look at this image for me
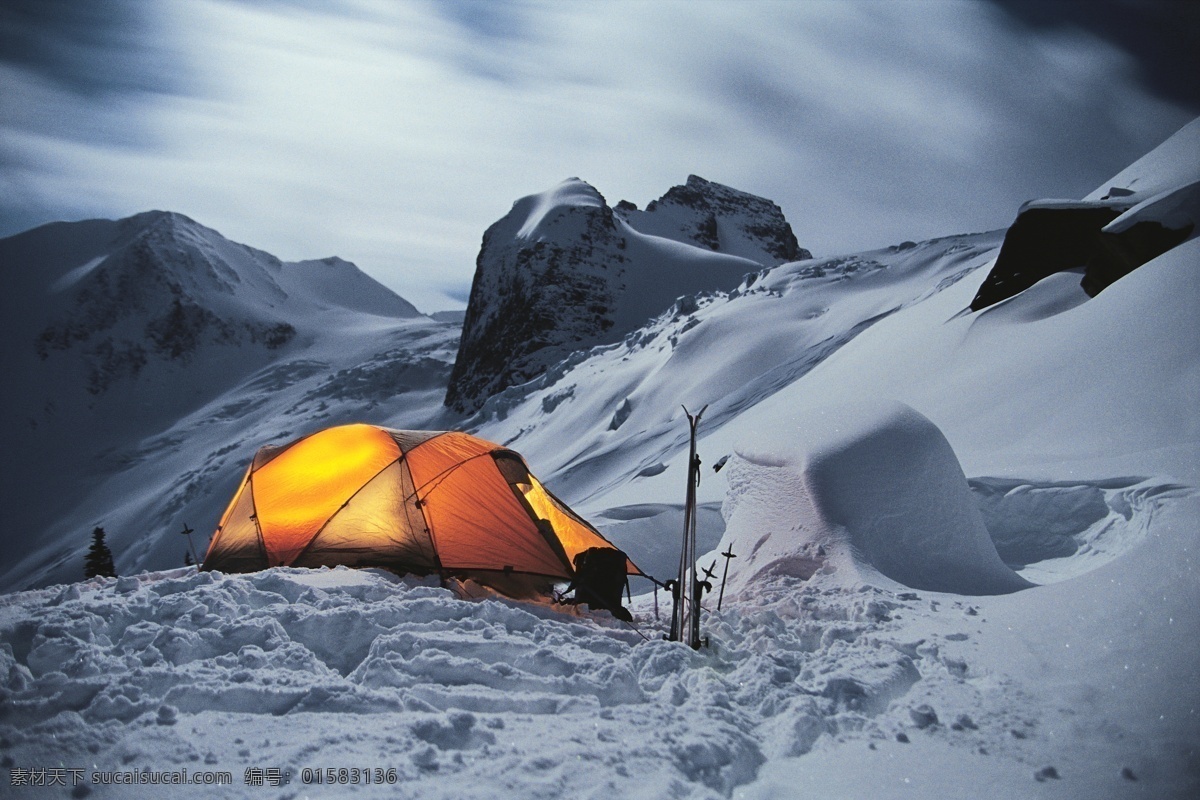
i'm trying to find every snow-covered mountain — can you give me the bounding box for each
[0,212,460,589]
[445,176,808,413]
[616,174,810,266]
[1,120,1198,799]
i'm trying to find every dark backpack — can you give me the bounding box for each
[570,547,632,621]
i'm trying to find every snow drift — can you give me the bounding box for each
[718,402,1032,597]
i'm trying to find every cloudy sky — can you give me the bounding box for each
[2,0,1197,312]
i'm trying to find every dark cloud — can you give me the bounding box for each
[0,0,195,236]
[990,0,1200,111]
[0,0,1194,307]
[442,284,473,305]
[0,0,188,97]
[706,3,1191,254]
[424,0,537,85]
[430,0,530,42]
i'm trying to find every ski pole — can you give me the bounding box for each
[180,523,199,566]
[717,546,736,611]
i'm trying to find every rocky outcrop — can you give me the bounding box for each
[970,198,1194,311]
[445,177,810,413]
[617,175,810,266]
[445,183,624,412]
[972,119,1200,312]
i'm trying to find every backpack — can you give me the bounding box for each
[570,547,632,621]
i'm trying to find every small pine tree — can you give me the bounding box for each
[184,551,194,567]
[84,526,117,579]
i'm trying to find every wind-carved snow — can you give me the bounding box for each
[1084,117,1200,204]
[468,233,1003,508]
[717,402,1033,599]
[48,255,106,293]
[971,477,1191,583]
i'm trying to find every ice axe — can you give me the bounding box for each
[717,546,736,611]
[699,559,717,594]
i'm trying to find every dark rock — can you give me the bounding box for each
[909,704,939,729]
[1081,219,1193,296]
[970,203,1123,311]
[970,200,1191,312]
[609,398,633,430]
[445,199,621,413]
[637,175,810,264]
[1034,766,1060,782]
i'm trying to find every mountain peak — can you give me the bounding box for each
[506,178,609,241]
[125,209,198,226]
[445,175,810,413]
[623,175,810,265]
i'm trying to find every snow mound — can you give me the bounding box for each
[719,401,1032,597]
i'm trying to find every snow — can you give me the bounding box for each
[0,211,460,590]
[512,178,607,240]
[48,255,105,293]
[1084,116,1200,203]
[718,401,1032,598]
[278,257,424,319]
[2,119,1199,798]
[1102,179,1200,236]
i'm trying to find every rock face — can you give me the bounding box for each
[969,199,1192,311]
[446,177,809,413]
[971,119,1200,312]
[617,174,811,265]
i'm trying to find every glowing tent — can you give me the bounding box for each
[201,424,642,597]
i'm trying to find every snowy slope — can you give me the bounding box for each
[1,121,1198,799]
[0,213,459,591]
[468,233,1003,508]
[1085,117,1200,204]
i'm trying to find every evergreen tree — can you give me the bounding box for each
[184,551,194,567]
[84,526,117,579]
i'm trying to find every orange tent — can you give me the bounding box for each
[201,424,641,596]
